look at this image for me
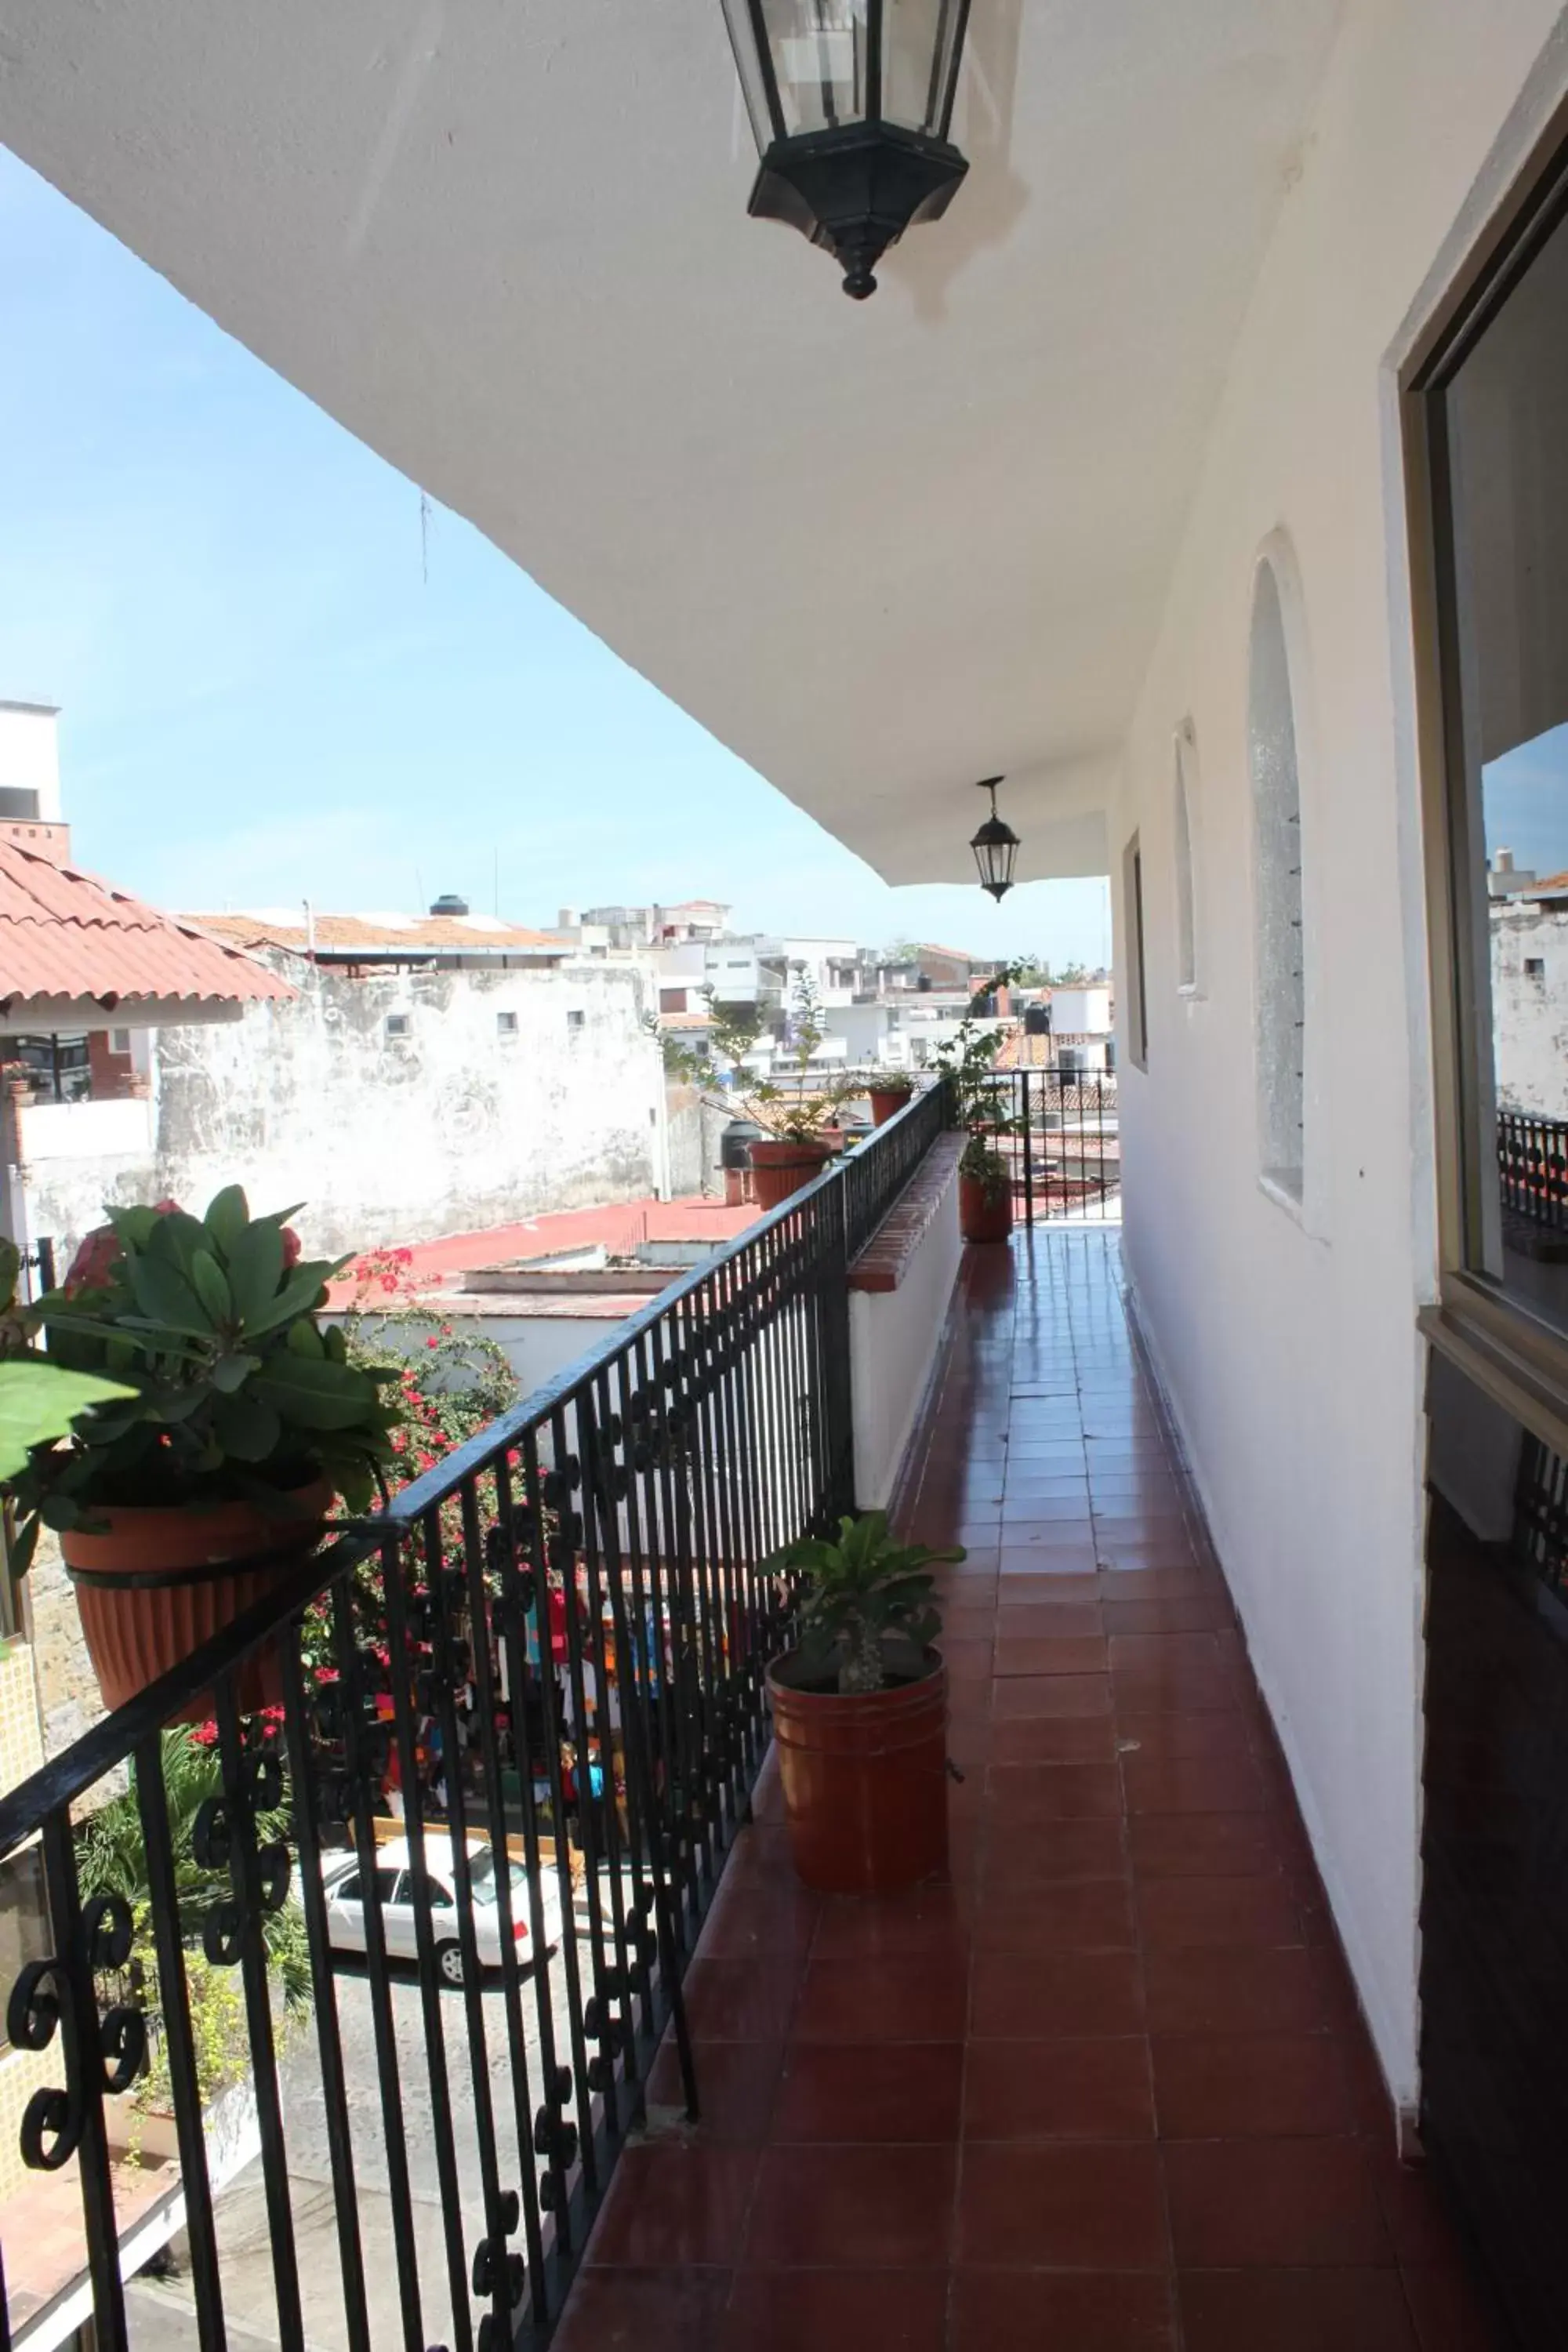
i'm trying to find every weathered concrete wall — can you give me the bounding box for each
[25,1530,109,1762]
[1492,901,1568,1119]
[662,1080,726,1200]
[24,955,666,1263]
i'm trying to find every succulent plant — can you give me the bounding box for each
[778,1511,963,1695]
[4,1188,401,1577]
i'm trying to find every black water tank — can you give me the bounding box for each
[721,1118,765,1171]
[430,892,470,917]
[1025,1004,1051,1036]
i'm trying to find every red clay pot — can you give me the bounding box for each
[749,1137,833,1211]
[869,1087,915,1127]
[766,1653,949,1893]
[62,1483,333,1721]
[960,1173,1014,1243]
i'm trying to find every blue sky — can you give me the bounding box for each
[1484,728,1568,878]
[0,147,1111,968]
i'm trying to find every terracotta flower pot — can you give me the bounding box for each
[869,1087,915,1126]
[62,1482,333,1721]
[959,1172,1014,1243]
[749,1137,833,1211]
[766,1653,949,1893]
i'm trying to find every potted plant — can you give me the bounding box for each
[4,1189,401,1716]
[959,1134,1014,1243]
[745,1087,853,1209]
[867,1071,916,1127]
[743,971,857,1210]
[935,976,1025,1243]
[766,1512,963,1893]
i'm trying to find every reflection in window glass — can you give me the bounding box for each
[1440,205,1568,1334]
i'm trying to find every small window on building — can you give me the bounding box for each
[1525,956,1546,981]
[567,1009,586,1030]
[385,1013,411,1041]
[1121,832,1149,1071]
[109,1027,132,1055]
[1174,723,1200,993]
[496,1010,518,1035]
[1248,552,1308,1202]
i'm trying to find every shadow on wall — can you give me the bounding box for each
[887,0,1028,324]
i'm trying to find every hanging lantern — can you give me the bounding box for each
[720,2,975,299]
[970,776,1019,902]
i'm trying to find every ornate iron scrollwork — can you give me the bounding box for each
[9,1890,143,2174]
[201,1734,293,1964]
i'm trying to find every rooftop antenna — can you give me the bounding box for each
[493,844,500,918]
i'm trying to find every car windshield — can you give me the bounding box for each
[466,1850,530,1905]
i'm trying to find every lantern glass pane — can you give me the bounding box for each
[884,0,966,136]
[747,0,872,138]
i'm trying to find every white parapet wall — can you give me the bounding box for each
[848,1140,963,1512]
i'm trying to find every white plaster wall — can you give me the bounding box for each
[1491,900,1568,1117]
[1109,0,1568,2109]
[23,956,663,1264]
[0,706,61,818]
[343,1308,630,1404]
[848,1176,962,1512]
[20,1098,153,1162]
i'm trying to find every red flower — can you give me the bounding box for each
[63,1223,122,1298]
[426,1334,440,1349]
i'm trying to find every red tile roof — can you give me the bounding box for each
[0,842,292,1012]
[191,911,565,956]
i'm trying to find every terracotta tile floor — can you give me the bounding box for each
[558,1231,1502,2351]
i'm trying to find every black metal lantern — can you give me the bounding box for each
[720,2,974,299]
[970,776,1019,902]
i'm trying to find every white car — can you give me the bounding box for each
[321,1838,563,1987]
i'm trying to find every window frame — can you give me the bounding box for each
[1121,831,1149,1072]
[1405,107,1568,1457]
[1247,548,1310,1210]
[1174,719,1202,997]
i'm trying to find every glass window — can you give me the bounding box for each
[0,1848,51,2049]
[1249,558,1306,1200]
[1432,199,1568,1336]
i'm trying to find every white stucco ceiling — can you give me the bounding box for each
[0,2,1343,884]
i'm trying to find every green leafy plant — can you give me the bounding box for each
[81,1727,309,2150]
[778,1512,964,1694]
[649,988,766,1083]
[743,971,858,1145]
[4,1189,402,1579]
[960,1134,1012,1202]
[0,1241,137,1483]
[868,1071,915,1098]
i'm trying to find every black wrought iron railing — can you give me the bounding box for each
[969,1062,1120,1222]
[842,1076,952,1260]
[1497,1109,1568,1232]
[0,1104,952,2352]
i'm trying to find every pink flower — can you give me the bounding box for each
[281,1226,303,1270]
[426,1334,440,1349]
[64,1224,122,1298]
[153,1199,181,1216]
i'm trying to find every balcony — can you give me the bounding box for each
[555,1233,1495,2352]
[0,1083,1500,2351]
